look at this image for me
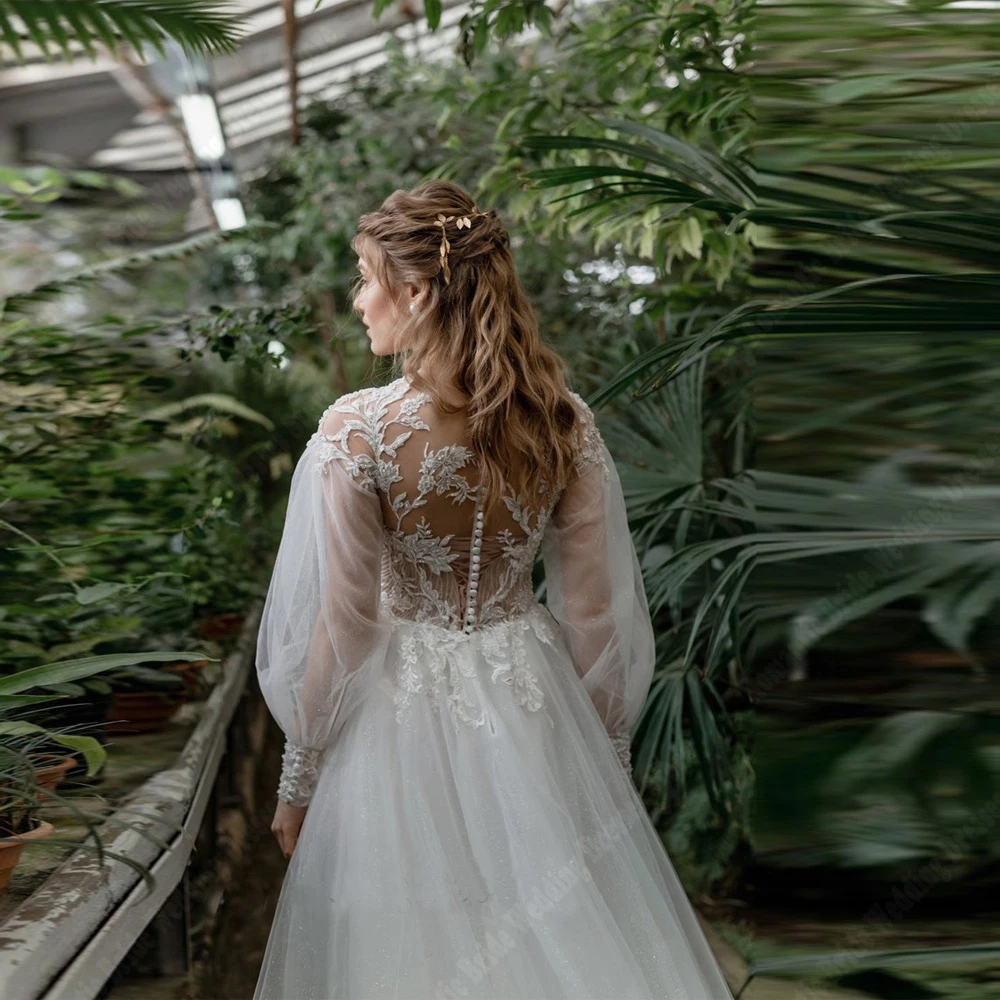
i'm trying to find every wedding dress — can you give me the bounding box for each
[253,374,734,1000]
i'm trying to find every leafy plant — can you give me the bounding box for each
[0,650,206,836]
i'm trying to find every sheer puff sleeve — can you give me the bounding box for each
[540,397,656,775]
[256,398,392,806]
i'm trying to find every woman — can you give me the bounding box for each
[253,180,734,999]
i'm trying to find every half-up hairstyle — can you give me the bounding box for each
[349,179,587,521]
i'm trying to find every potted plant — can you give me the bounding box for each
[104,662,190,735]
[31,688,114,786]
[29,752,77,794]
[161,657,213,699]
[0,650,209,891]
[0,748,55,891]
[0,722,107,894]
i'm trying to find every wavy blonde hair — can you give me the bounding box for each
[349,180,585,520]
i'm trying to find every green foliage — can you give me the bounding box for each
[0,166,143,236]
[0,0,244,63]
[629,3,1000,689]
[0,168,324,852]
[0,162,322,872]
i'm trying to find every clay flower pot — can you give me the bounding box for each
[0,820,55,893]
[106,688,187,735]
[161,658,211,698]
[35,693,112,784]
[30,755,77,796]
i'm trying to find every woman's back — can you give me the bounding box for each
[316,373,597,633]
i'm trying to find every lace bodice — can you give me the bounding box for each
[310,375,601,634]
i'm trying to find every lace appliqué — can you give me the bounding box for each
[311,381,433,492]
[417,441,479,504]
[609,730,633,774]
[568,390,606,476]
[368,379,559,635]
[481,613,548,712]
[390,606,560,728]
[277,740,323,806]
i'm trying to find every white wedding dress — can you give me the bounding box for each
[253,374,734,1000]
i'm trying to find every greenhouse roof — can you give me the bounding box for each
[0,0,471,180]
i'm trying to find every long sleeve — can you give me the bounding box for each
[256,402,392,806]
[540,401,656,774]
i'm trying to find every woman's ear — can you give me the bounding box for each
[408,280,430,312]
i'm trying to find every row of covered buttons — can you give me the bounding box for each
[463,505,485,633]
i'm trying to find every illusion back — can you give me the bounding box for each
[315,375,597,633]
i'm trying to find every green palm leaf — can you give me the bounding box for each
[0,0,244,63]
[0,651,209,695]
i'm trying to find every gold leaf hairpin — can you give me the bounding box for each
[435,209,487,285]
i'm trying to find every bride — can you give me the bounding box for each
[253,180,734,999]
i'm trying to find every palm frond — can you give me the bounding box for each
[0,0,244,63]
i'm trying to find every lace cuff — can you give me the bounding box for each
[608,730,632,774]
[277,740,323,806]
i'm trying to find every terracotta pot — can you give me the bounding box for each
[34,693,111,784]
[106,689,187,735]
[161,659,210,697]
[0,820,55,893]
[29,755,77,795]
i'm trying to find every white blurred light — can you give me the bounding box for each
[267,339,290,370]
[213,197,246,231]
[177,92,226,161]
[53,250,83,268]
[626,264,657,285]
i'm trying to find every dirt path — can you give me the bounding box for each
[193,722,288,1000]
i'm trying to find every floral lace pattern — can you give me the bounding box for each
[569,389,606,476]
[388,604,561,727]
[278,742,323,806]
[310,377,601,731]
[310,382,431,492]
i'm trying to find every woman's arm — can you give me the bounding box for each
[256,402,390,807]
[540,400,656,773]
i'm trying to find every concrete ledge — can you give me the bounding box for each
[0,607,261,1000]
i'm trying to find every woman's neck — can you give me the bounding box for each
[414,366,468,408]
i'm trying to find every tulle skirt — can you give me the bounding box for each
[253,605,734,1000]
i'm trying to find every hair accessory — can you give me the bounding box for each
[434,209,490,285]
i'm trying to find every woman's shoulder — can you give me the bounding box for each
[565,388,593,418]
[311,376,432,476]
[316,376,411,435]
[563,389,604,474]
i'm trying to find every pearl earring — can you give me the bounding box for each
[409,303,418,315]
